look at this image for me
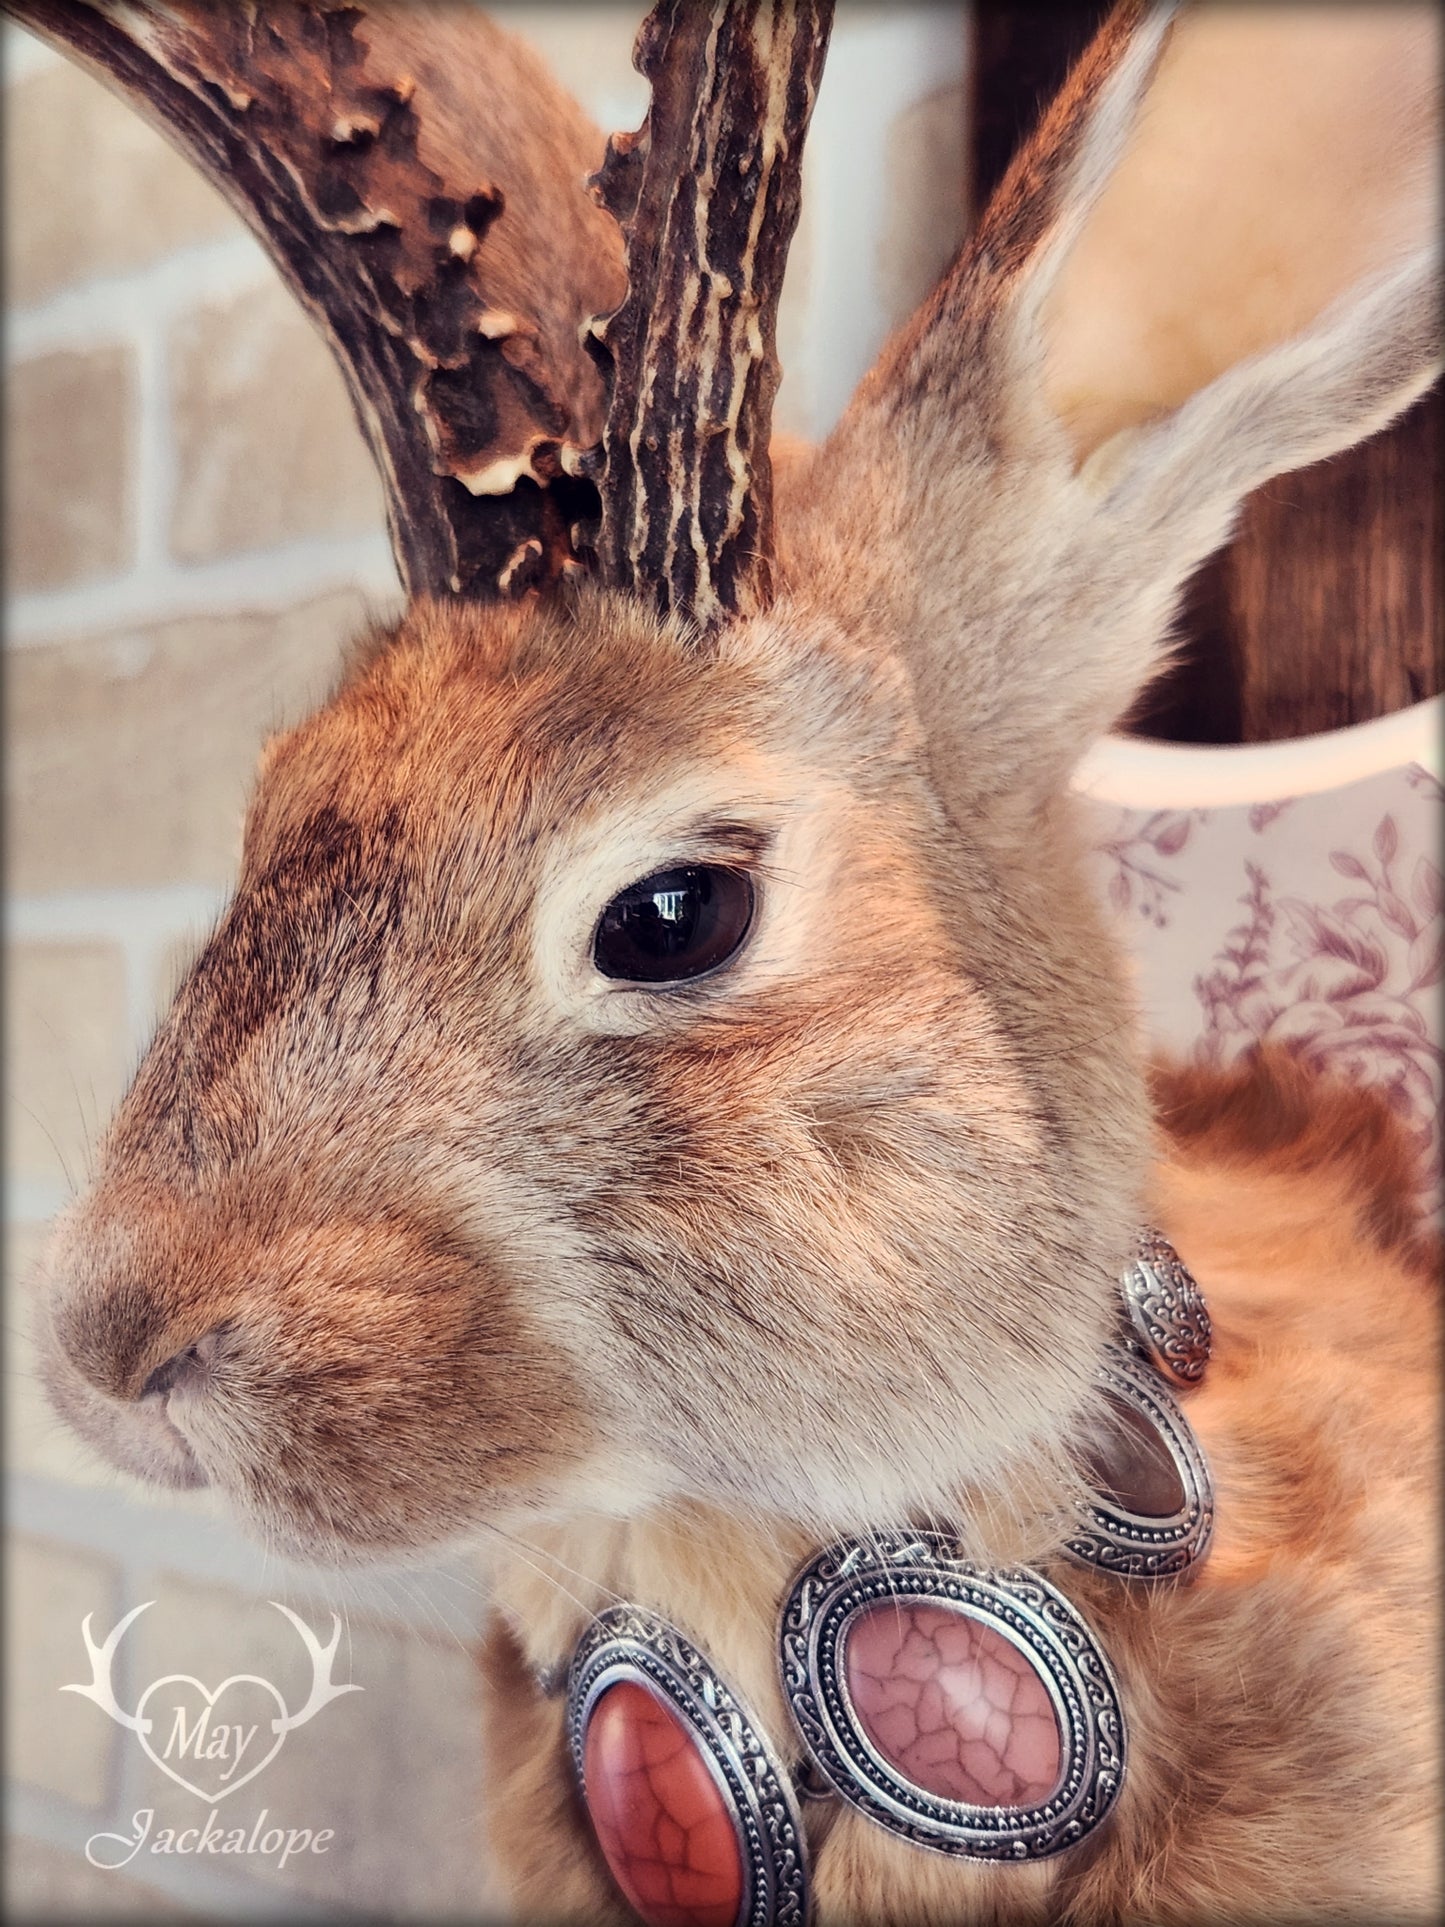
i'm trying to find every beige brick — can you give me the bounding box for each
[4,942,128,1190]
[3,56,238,308]
[169,278,386,563]
[5,1536,124,1807]
[2,1833,206,1921]
[6,587,388,895]
[4,1219,76,1486]
[131,1581,493,1915]
[880,82,969,333]
[4,346,134,592]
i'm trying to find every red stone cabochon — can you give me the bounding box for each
[582,1677,745,1927]
[845,1603,1063,1807]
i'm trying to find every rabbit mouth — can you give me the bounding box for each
[39,1341,210,1492]
[138,1391,210,1490]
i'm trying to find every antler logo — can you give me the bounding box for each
[63,1601,361,1804]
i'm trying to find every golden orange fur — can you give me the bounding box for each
[480,1054,1440,1925]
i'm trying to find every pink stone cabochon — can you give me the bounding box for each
[844,1602,1063,1808]
[1087,761,1442,1220]
[581,1677,745,1927]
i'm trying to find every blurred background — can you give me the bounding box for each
[4,3,1438,1922]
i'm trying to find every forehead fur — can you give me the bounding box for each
[122,583,935,1181]
[247,589,905,874]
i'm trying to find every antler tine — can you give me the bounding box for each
[590,0,833,631]
[6,0,626,602]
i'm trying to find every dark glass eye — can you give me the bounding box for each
[593,865,755,984]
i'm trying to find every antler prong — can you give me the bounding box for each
[4,0,626,601]
[592,0,833,629]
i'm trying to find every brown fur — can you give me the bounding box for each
[30,4,1440,1920]
[40,588,1127,1558]
[480,1056,1440,1926]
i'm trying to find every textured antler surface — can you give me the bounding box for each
[590,0,832,629]
[7,0,626,601]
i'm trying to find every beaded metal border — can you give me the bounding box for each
[566,1605,811,1927]
[1065,1343,1215,1580]
[778,1531,1126,1861]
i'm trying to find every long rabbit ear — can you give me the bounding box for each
[804,1,1440,806]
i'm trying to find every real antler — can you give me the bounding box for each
[9,0,829,629]
[588,0,832,627]
[6,0,626,601]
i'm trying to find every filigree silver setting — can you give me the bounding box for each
[566,1605,811,1927]
[778,1532,1126,1862]
[1066,1343,1215,1579]
[1121,1228,1212,1386]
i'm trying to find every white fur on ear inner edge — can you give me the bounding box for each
[1072,695,1442,811]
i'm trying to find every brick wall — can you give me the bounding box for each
[3,8,969,1920]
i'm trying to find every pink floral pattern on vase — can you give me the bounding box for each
[1085,761,1442,1218]
[1098,811,1205,926]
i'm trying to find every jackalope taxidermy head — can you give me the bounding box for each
[25,0,1438,1544]
[24,0,1439,1806]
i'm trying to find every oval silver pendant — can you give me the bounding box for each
[1066,1343,1214,1580]
[567,1605,811,1927]
[779,1531,1126,1862]
[1121,1228,1212,1386]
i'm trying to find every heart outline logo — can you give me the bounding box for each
[62,1600,361,1805]
[134,1673,289,1803]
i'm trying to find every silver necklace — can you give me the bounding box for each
[556,1229,1213,1925]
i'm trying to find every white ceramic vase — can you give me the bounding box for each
[1073,697,1443,1213]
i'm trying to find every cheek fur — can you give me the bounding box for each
[216,1226,601,1553]
[568,976,1098,1528]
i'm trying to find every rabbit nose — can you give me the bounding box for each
[139,1328,225,1401]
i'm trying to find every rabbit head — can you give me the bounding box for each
[36,2,1439,1566]
[39,586,1125,1562]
